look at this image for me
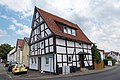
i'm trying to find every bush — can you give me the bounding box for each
[104,56,117,66]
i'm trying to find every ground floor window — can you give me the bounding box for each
[46,56,49,64]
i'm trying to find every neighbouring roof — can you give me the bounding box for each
[104,51,119,56]
[36,7,92,44]
[17,39,24,48]
[24,37,29,43]
[9,48,16,55]
[111,51,119,56]
[104,52,109,56]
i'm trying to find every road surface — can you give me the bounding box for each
[47,65,120,80]
[0,63,12,80]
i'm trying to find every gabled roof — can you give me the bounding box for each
[111,51,119,56]
[104,52,109,56]
[36,7,92,44]
[104,51,119,56]
[17,39,23,48]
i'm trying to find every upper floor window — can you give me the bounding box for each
[63,26,76,36]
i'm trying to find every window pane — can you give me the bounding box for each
[41,41,44,49]
[64,26,67,33]
[72,29,76,36]
[41,31,44,38]
[50,46,53,52]
[46,56,49,64]
[67,27,71,34]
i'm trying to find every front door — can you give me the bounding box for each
[38,57,41,71]
[79,54,85,68]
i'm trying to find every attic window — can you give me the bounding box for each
[63,26,76,36]
[64,26,68,33]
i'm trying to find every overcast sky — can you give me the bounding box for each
[0,0,120,52]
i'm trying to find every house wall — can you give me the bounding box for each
[99,51,104,61]
[41,55,54,72]
[22,41,29,67]
[29,57,38,70]
[56,38,92,69]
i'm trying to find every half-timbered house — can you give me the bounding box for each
[29,7,93,74]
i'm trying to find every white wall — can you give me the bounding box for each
[99,51,104,61]
[29,57,38,70]
[20,51,22,64]
[56,38,65,46]
[56,38,92,68]
[41,55,54,72]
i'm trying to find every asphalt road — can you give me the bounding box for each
[47,65,120,80]
[0,62,120,80]
[0,63,12,80]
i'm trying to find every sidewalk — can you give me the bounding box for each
[15,65,118,80]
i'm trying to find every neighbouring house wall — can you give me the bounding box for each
[16,47,22,64]
[22,41,29,67]
[7,54,10,61]
[14,52,17,62]
[20,50,22,64]
[99,51,104,61]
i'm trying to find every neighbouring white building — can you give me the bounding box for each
[99,49,105,61]
[15,39,23,64]
[29,7,93,74]
[7,48,16,62]
[104,51,120,62]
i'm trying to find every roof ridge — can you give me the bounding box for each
[36,7,77,27]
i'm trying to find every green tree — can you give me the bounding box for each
[91,44,101,64]
[0,44,14,60]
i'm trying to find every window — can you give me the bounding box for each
[64,26,68,33]
[35,43,37,50]
[34,58,36,63]
[46,56,49,64]
[45,39,48,46]
[31,58,33,63]
[41,41,44,49]
[67,27,71,34]
[63,26,76,36]
[68,56,72,62]
[50,46,53,52]
[38,42,40,49]
[41,31,44,38]
[72,29,76,36]
[79,43,82,46]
